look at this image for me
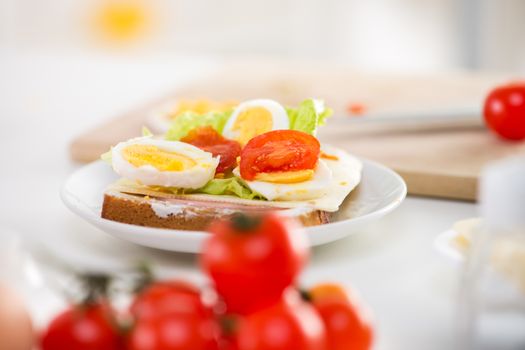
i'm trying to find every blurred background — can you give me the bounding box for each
[1,0,524,73]
[1,1,525,349]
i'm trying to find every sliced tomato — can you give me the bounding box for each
[239,130,320,181]
[181,126,241,173]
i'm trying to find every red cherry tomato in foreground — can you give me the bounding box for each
[130,280,213,320]
[201,213,309,315]
[239,130,320,180]
[484,82,525,140]
[236,289,327,350]
[128,313,220,350]
[40,303,123,350]
[129,280,220,349]
[181,126,242,173]
[307,284,374,350]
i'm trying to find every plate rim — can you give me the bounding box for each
[60,158,407,250]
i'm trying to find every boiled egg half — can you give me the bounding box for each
[233,160,333,201]
[222,99,289,146]
[170,98,238,119]
[111,137,218,189]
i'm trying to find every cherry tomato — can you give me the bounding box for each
[483,82,525,140]
[128,312,220,350]
[40,303,123,350]
[239,130,320,181]
[181,126,242,173]
[235,289,327,350]
[307,283,374,350]
[130,280,213,320]
[201,213,309,315]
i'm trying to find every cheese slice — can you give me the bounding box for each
[107,145,362,213]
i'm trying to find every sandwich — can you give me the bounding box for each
[101,98,362,230]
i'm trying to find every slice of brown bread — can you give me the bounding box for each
[102,190,331,231]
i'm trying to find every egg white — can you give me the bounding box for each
[113,145,362,213]
[111,137,219,189]
[233,160,333,201]
[222,99,289,143]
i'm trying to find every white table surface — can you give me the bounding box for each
[0,51,477,350]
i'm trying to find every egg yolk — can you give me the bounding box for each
[254,169,314,183]
[173,99,237,118]
[232,107,273,146]
[94,0,149,43]
[122,145,196,171]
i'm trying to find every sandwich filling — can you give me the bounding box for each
[103,98,362,215]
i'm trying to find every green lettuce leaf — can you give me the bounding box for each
[318,106,333,126]
[149,177,264,200]
[100,149,113,164]
[286,99,333,135]
[141,126,153,137]
[164,110,232,140]
[196,177,265,200]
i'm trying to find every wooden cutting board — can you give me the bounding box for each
[70,60,525,201]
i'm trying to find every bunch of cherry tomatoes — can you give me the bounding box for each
[40,213,373,350]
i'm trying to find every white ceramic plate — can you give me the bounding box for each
[61,159,406,253]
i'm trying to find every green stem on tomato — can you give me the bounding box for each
[230,213,262,232]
